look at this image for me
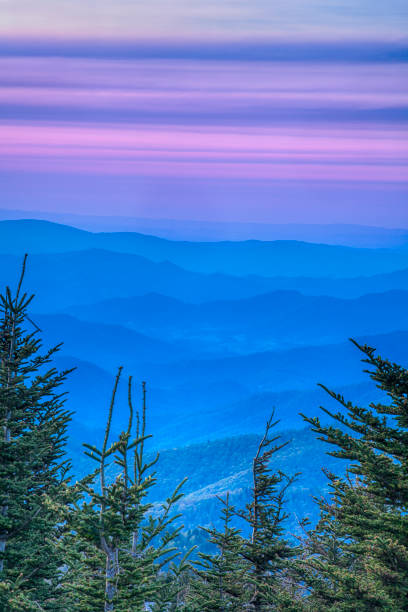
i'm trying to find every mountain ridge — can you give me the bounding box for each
[1,211,408,246]
[65,289,408,354]
[2,218,408,278]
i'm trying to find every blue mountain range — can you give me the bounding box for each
[1,218,406,531]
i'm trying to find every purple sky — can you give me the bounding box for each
[0,3,407,226]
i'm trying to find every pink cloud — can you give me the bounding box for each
[0,53,406,218]
[2,157,406,182]
[0,125,406,182]
[1,121,407,179]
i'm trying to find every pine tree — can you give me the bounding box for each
[149,548,194,611]
[237,415,300,611]
[186,494,250,610]
[188,414,300,611]
[0,256,73,610]
[300,339,408,611]
[59,369,192,611]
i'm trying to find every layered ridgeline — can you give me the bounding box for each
[0,219,407,450]
[1,258,408,611]
[0,219,407,542]
[2,210,408,245]
[1,219,408,277]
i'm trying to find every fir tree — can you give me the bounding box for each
[187,494,250,610]
[188,414,300,611]
[300,340,408,611]
[0,256,73,610]
[236,415,300,611]
[60,369,192,611]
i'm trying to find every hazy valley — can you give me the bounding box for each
[1,218,406,534]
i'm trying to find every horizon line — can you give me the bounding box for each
[1,37,407,63]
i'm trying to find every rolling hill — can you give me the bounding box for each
[2,209,408,246]
[0,250,277,311]
[1,250,408,317]
[35,313,193,372]
[67,425,347,534]
[66,289,408,353]
[53,331,402,446]
[2,219,408,278]
[143,330,408,395]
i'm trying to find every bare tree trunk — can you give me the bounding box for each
[0,538,6,574]
[104,547,119,612]
[100,369,122,611]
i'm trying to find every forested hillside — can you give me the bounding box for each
[2,0,407,602]
[1,260,407,610]
[1,223,408,609]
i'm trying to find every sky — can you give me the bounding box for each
[0,1,407,226]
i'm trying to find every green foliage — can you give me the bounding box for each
[59,371,193,611]
[300,340,408,611]
[2,260,408,611]
[70,425,345,543]
[187,494,250,610]
[187,415,301,611]
[0,256,72,610]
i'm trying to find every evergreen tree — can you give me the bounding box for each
[188,414,300,611]
[148,549,194,611]
[187,494,250,610]
[59,369,192,611]
[0,256,73,610]
[300,340,408,611]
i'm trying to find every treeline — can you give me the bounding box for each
[0,262,407,611]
